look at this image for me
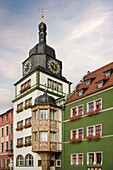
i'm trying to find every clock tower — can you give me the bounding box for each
[13,20,71,170]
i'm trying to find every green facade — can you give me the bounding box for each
[56,87,113,170]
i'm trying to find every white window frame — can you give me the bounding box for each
[34,110,38,120]
[86,124,102,136]
[50,110,55,120]
[40,110,47,119]
[71,128,83,139]
[105,70,111,78]
[97,80,104,88]
[40,132,47,141]
[50,132,56,142]
[56,160,61,167]
[87,152,102,165]
[71,104,83,117]
[87,98,102,112]
[71,153,83,165]
[86,79,91,86]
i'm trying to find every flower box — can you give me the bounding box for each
[85,108,101,116]
[24,142,31,147]
[20,85,31,94]
[69,137,82,143]
[92,134,100,141]
[16,144,23,148]
[85,135,93,141]
[24,103,32,110]
[16,108,23,113]
[16,126,23,131]
[24,123,31,128]
[68,113,82,121]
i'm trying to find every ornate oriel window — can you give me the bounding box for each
[50,110,55,120]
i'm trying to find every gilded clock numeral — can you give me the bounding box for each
[47,59,60,74]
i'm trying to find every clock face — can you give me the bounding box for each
[23,61,32,75]
[47,59,60,74]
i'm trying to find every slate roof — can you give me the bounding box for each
[66,62,113,104]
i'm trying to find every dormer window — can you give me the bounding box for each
[86,79,91,86]
[78,89,83,96]
[105,70,111,78]
[97,80,104,88]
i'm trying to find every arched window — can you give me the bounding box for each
[25,154,33,166]
[16,155,24,166]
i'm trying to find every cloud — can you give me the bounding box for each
[0,88,13,103]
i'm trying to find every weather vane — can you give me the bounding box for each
[38,8,48,22]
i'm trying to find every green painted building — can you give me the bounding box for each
[56,62,113,170]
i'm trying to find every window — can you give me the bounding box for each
[96,99,101,109]
[89,102,94,111]
[1,159,4,167]
[71,105,83,116]
[48,79,63,92]
[50,132,55,141]
[71,128,83,139]
[50,110,55,120]
[25,154,33,166]
[20,79,31,93]
[87,152,102,165]
[1,128,4,137]
[87,99,102,112]
[72,107,77,116]
[105,70,111,78]
[48,79,52,88]
[58,83,62,91]
[34,132,38,141]
[87,168,102,170]
[78,89,83,96]
[53,81,57,90]
[10,140,13,149]
[6,159,8,167]
[78,106,83,114]
[1,117,4,122]
[17,138,23,145]
[17,102,23,112]
[56,160,61,167]
[40,132,47,141]
[17,155,24,166]
[71,154,83,165]
[6,126,9,136]
[34,110,38,120]
[6,141,8,150]
[25,98,32,109]
[17,121,23,128]
[97,80,104,88]
[10,124,13,134]
[38,160,42,167]
[11,112,13,118]
[25,117,32,128]
[6,114,8,120]
[40,110,47,119]
[86,79,91,86]
[25,136,32,144]
[87,124,102,136]
[1,142,4,152]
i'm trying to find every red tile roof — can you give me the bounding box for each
[66,62,113,103]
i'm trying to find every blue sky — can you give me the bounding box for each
[0,0,113,113]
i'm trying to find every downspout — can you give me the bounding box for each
[62,101,65,170]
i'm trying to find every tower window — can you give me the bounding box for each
[50,110,55,120]
[40,132,47,141]
[40,110,47,119]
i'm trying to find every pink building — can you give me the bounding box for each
[0,108,13,170]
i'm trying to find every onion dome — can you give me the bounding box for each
[34,91,56,106]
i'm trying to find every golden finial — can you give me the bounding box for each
[38,8,48,22]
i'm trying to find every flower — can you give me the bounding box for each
[68,113,82,121]
[85,135,93,141]
[69,137,82,143]
[85,108,101,116]
[92,134,100,141]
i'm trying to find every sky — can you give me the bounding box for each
[0,0,113,113]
